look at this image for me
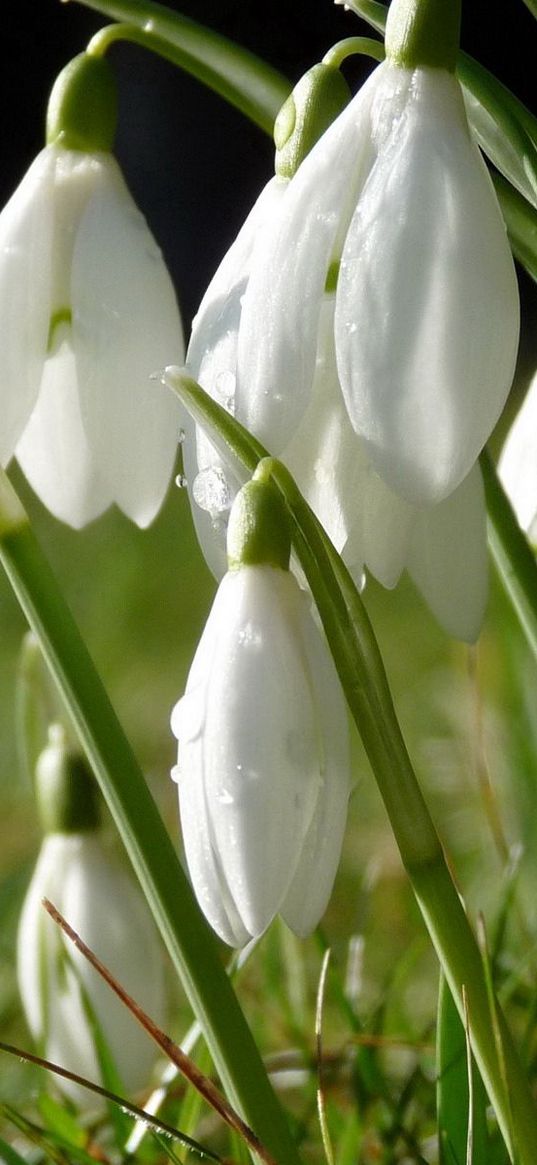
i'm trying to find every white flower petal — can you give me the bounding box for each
[281,591,351,936]
[498,371,537,537]
[335,65,519,505]
[283,296,365,552]
[16,336,113,528]
[17,833,165,1107]
[72,158,184,527]
[183,178,286,575]
[406,463,488,642]
[236,67,381,453]
[362,467,417,589]
[0,147,55,464]
[175,567,335,942]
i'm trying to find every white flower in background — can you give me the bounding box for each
[17,729,166,1108]
[235,58,519,506]
[498,370,537,544]
[0,53,184,528]
[18,834,166,1106]
[171,474,351,947]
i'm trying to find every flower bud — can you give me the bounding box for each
[171,479,351,947]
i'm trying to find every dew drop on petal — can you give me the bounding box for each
[214,370,236,414]
[175,473,188,488]
[193,467,232,518]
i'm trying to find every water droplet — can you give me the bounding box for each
[144,18,155,31]
[178,427,186,444]
[215,370,236,414]
[175,473,187,488]
[193,467,231,518]
[217,788,234,805]
[238,621,262,648]
[170,764,181,784]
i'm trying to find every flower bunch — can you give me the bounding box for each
[0,51,184,528]
[184,0,519,642]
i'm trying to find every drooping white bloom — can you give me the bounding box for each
[17,831,166,1107]
[0,145,184,527]
[236,61,519,507]
[498,370,537,544]
[171,563,351,947]
[184,175,288,575]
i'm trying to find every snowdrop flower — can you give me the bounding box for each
[18,727,165,1108]
[498,370,537,544]
[1,52,184,528]
[235,0,519,507]
[184,62,350,576]
[171,467,351,947]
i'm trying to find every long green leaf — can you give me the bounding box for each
[74,0,290,134]
[492,173,537,283]
[437,974,493,1165]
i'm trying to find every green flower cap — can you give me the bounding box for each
[46,52,118,152]
[227,460,291,572]
[385,0,461,72]
[275,63,351,179]
[35,725,101,834]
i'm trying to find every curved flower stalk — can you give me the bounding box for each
[1,52,184,528]
[17,728,166,1109]
[171,470,352,947]
[235,13,519,508]
[498,369,537,545]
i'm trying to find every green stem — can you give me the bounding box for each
[480,449,537,665]
[322,36,385,69]
[165,371,537,1165]
[76,0,290,135]
[0,474,299,1165]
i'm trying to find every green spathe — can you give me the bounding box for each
[385,0,461,72]
[227,461,291,571]
[36,725,101,834]
[275,63,350,179]
[46,52,118,152]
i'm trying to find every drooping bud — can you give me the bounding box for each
[35,724,101,835]
[275,63,351,179]
[46,51,118,152]
[226,460,291,571]
[385,0,461,72]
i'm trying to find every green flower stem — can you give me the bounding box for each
[165,371,537,1165]
[322,37,385,69]
[480,449,537,664]
[0,473,299,1165]
[77,0,290,135]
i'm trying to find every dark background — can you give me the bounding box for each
[2,0,536,332]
